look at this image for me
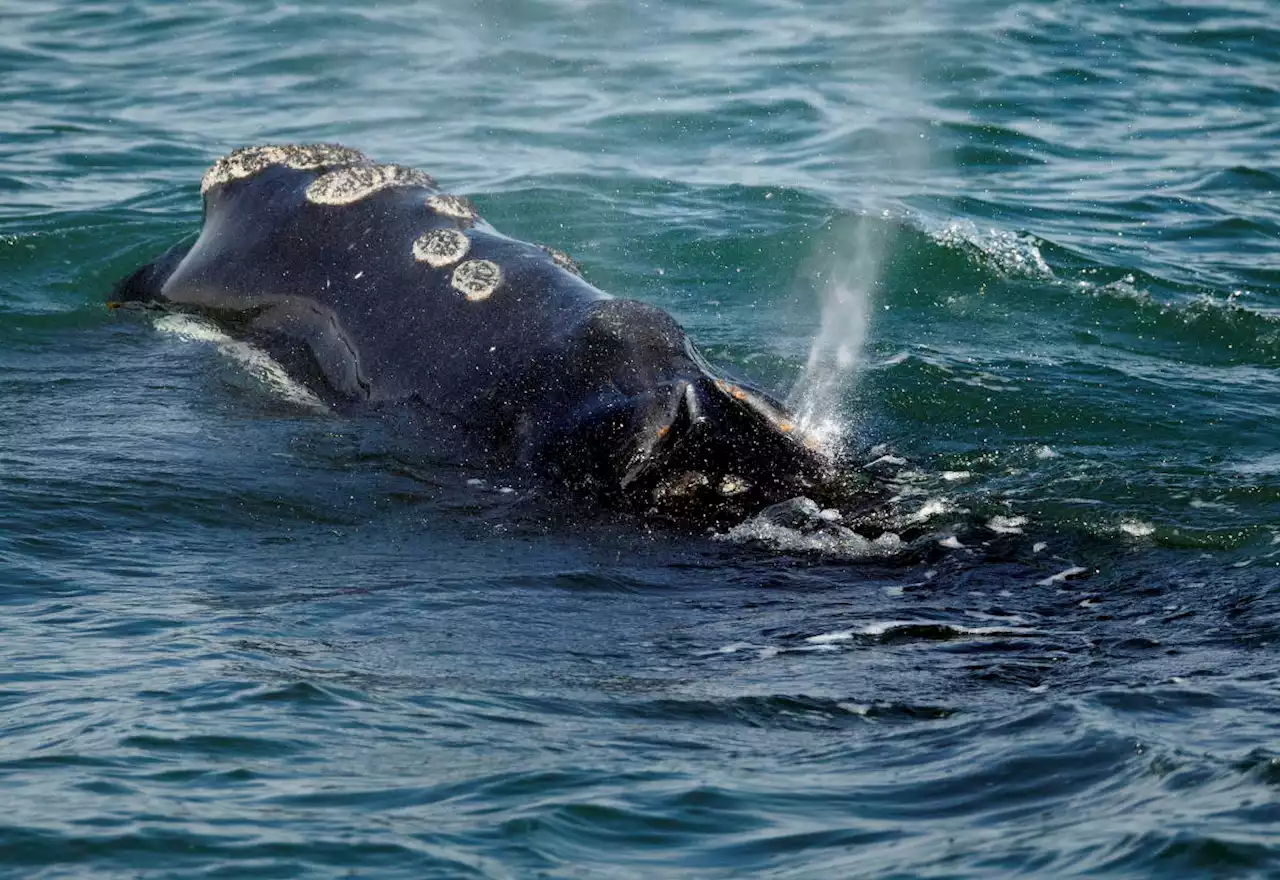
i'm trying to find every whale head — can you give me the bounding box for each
[526,299,837,522]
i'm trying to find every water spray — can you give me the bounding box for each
[787,213,890,449]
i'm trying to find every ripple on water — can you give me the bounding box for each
[1,0,1279,876]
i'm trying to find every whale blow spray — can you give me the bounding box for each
[788,213,889,448]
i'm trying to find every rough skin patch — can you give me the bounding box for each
[451,259,502,302]
[201,143,368,196]
[719,475,751,497]
[412,228,471,268]
[427,193,478,224]
[541,245,583,277]
[307,164,436,206]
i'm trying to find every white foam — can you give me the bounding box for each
[1120,520,1155,537]
[795,415,846,452]
[987,515,1028,534]
[712,643,756,654]
[715,505,904,559]
[805,631,853,644]
[1036,565,1088,586]
[865,454,907,468]
[1229,452,1280,476]
[837,702,871,716]
[153,314,326,411]
[932,220,1053,280]
[852,620,1036,638]
[909,498,951,522]
[966,610,1031,625]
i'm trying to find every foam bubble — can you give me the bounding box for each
[202,143,368,195]
[933,220,1053,279]
[412,228,470,268]
[908,498,951,523]
[451,259,503,302]
[805,631,853,644]
[715,497,904,559]
[307,164,436,206]
[852,620,1037,638]
[987,515,1028,534]
[1036,565,1088,586]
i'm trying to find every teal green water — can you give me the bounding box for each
[2,1,1279,877]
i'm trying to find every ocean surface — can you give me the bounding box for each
[2,0,1278,876]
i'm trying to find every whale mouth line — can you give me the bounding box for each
[619,380,696,490]
[612,372,835,517]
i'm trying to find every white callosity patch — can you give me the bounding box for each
[718,475,751,497]
[541,245,583,277]
[451,259,503,302]
[306,164,436,206]
[412,228,471,268]
[427,193,478,224]
[201,143,368,195]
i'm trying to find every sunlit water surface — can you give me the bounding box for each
[1,1,1278,876]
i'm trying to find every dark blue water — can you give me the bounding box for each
[2,1,1278,876]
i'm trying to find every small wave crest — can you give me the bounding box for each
[929,219,1054,280]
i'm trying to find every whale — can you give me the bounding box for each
[112,144,836,521]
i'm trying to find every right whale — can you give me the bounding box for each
[112,144,839,521]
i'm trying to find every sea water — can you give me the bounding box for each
[1,1,1277,876]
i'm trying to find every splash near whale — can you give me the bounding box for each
[112,144,836,520]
